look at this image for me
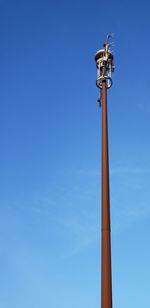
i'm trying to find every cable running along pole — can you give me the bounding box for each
[95,35,115,308]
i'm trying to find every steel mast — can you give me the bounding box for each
[95,35,115,308]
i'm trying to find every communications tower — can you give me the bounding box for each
[95,34,115,308]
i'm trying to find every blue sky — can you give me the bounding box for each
[0,0,150,307]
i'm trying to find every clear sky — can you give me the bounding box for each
[0,0,150,307]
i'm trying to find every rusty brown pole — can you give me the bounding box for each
[101,65,112,308]
[95,37,114,308]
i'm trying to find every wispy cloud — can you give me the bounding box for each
[6,163,150,258]
[54,215,98,258]
[111,166,150,176]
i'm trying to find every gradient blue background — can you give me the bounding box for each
[0,0,150,307]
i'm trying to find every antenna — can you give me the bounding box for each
[95,34,115,105]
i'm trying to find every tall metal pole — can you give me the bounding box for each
[95,35,115,308]
[101,65,112,308]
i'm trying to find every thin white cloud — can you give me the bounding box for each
[8,163,150,258]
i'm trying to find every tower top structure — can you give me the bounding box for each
[95,34,115,103]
